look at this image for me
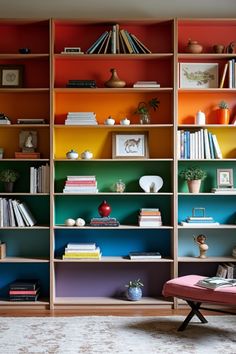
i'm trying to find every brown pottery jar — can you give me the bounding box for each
[186,40,203,54]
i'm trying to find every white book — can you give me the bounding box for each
[139,221,162,227]
[203,129,211,159]
[212,134,222,159]
[3,199,10,227]
[30,167,35,193]
[180,221,219,227]
[66,243,96,250]
[18,202,36,226]
[194,131,198,159]
[133,84,160,88]
[17,202,30,227]
[8,199,16,227]
[177,130,181,159]
[65,247,100,254]
[0,198,3,227]
[11,200,25,227]
[200,129,204,159]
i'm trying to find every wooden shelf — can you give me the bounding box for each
[0,257,49,263]
[0,88,49,93]
[0,54,49,59]
[178,224,236,229]
[54,225,173,229]
[54,256,173,263]
[54,192,173,196]
[54,123,173,128]
[54,88,173,93]
[54,158,173,162]
[178,256,236,262]
[54,53,174,60]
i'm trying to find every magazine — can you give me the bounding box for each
[196,276,236,289]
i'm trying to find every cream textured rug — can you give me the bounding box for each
[0,316,235,354]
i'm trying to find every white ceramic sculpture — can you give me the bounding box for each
[139,175,163,193]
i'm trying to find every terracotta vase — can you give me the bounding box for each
[105,68,126,88]
[186,40,203,54]
[187,180,201,193]
[217,108,230,124]
[98,200,111,217]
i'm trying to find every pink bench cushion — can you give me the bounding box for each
[162,275,236,305]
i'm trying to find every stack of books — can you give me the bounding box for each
[177,128,222,160]
[0,198,36,227]
[180,214,219,227]
[0,115,11,125]
[216,263,236,279]
[90,217,119,227]
[138,208,162,227]
[30,164,50,193]
[128,251,162,259]
[65,112,98,125]
[63,243,102,260]
[63,175,98,194]
[133,81,160,88]
[66,79,97,88]
[9,279,40,301]
[211,187,236,194]
[17,118,46,124]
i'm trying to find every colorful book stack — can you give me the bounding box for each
[138,208,162,227]
[9,279,40,301]
[177,128,222,160]
[63,175,98,193]
[0,198,36,227]
[180,214,219,227]
[66,79,96,88]
[65,112,98,125]
[90,216,120,227]
[63,243,102,260]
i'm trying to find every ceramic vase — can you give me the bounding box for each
[187,180,201,193]
[105,68,126,88]
[98,200,111,217]
[186,40,203,53]
[126,287,142,301]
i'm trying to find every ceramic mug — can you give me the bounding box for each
[105,117,115,125]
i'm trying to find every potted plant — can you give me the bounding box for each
[179,166,207,193]
[134,97,159,124]
[0,169,20,192]
[217,101,230,124]
[125,279,144,301]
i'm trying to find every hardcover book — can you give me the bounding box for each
[196,276,236,289]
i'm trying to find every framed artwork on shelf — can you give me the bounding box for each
[0,65,24,88]
[217,168,233,188]
[112,132,149,159]
[179,63,218,88]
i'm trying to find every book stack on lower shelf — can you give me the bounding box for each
[63,175,98,194]
[62,243,102,260]
[138,208,162,227]
[9,279,40,302]
[65,112,98,125]
[0,198,36,227]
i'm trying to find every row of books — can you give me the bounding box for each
[86,25,151,54]
[90,217,120,227]
[180,214,219,227]
[9,279,40,301]
[0,198,36,227]
[66,79,97,88]
[216,263,236,279]
[177,129,222,160]
[63,175,98,193]
[65,112,98,125]
[30,164,50,193]
[220,59,236,88]
[62,243,101,260]
[138,208,162,227]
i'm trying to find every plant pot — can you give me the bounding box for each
[4,182,14,193]
[187,180,201,193]
[217,108,230,124]
[126,287,142,301]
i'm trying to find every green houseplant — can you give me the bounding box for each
[0,169,20,192]
[125,279,144,301]
[179,166,207,193]
[134,97,159,124]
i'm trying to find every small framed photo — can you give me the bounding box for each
[64,47,81,53]
[112,132,149,159]
[217,168,233,188]
[0,65,23,88]
[179,63,218,88]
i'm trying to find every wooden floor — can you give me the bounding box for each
[0,308,224,317]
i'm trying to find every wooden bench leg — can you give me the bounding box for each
[178,300,208,331]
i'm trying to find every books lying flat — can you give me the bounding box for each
[133,81,160,88]
[15,152,41,159]
[66,243,97,250]
[129,252,162,259]
[196,276,236,289]
[90,217,119,227]
[10,279,40,290]
[17,119,46,124]
[180,221,219,227]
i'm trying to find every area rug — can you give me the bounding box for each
[0,316,235,354]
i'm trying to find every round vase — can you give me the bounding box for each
[126,287,142,301]
[98,200,111,217]
[187,180,201,193]
[139,112,151,124]
[186,40,203,54]
[105,68,126,88]
[66,150,79,159]
[217,109,230,124]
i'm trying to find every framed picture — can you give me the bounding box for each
[0,65,23,87]
[217,168,233,188]
[179,63,218,88]
[112,132,149,159]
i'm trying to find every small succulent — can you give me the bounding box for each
[0,169,20,183]
[218,100,229,109]
[125,279,144,288]
[134,97,160,115]
[179,167,207,181]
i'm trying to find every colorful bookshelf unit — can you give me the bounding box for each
[0,18,235,310]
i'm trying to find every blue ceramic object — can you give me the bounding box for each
[126,287,142,301]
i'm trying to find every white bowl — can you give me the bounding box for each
[139,175,163,193]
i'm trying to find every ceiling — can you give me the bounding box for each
[1,0,236,18]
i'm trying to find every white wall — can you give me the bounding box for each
[1,0,236,18]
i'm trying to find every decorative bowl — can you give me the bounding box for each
[139,175,163,193]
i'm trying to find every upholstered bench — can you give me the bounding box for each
[162,274,236,331]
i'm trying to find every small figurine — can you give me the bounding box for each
[194,234,208,259]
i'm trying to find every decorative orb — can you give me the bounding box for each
[75,218,86,227]
[65,218,76,226]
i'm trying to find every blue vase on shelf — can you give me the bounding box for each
[126,287,142,301]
